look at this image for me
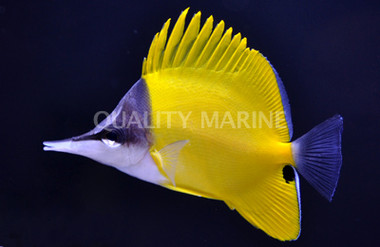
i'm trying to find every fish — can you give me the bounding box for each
[43,8,343,241]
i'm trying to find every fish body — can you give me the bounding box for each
[146,70,293,196]
[43,9,343,241]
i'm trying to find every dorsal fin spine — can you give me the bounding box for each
[146,33,159,73]
[194,20,225,67]
[172,12,201,67]
[142,58,147,75]
[231,48,250,73]
[162,8,189,69]
[184,15,214,67]
[205,27,233,70]
[224,37,247,72]
[153,19,171,72]
[215,33,241,71]
[241,50,258,72]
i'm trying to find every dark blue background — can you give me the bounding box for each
[1,0,379,246]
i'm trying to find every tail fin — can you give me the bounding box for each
[292,115,343,201]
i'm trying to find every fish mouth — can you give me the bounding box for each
[43,139,73,152]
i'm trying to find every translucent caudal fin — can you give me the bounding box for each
[292,115,343,201]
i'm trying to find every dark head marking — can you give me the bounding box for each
[282,165,295,183]
[99,126,146,146]
[72,78,152,147]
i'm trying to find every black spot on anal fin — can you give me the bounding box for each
[283,165,295,183]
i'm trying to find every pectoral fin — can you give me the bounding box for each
[157,140,189,186]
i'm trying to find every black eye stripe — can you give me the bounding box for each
[71,127,138,144]
[73,124,148,146]
[105,131,118,141]
[100,128,126,144]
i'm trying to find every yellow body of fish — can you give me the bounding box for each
[43,8,343,241]
[142,9,300,240]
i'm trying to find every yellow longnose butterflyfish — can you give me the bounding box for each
[44,8,343,241]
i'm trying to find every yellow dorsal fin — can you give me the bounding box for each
[142,9,293,141]
[142,9,248,75]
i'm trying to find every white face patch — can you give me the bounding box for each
[43,138,167,185]
[44,139,147,167]
[101,138,122,148]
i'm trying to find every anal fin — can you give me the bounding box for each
[230,166,301,241]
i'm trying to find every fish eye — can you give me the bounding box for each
[101,129,124,147]
[105,131,118,141]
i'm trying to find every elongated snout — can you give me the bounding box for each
[43,130,97,156]
[43,129,98,154]
[43,139,74,152]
